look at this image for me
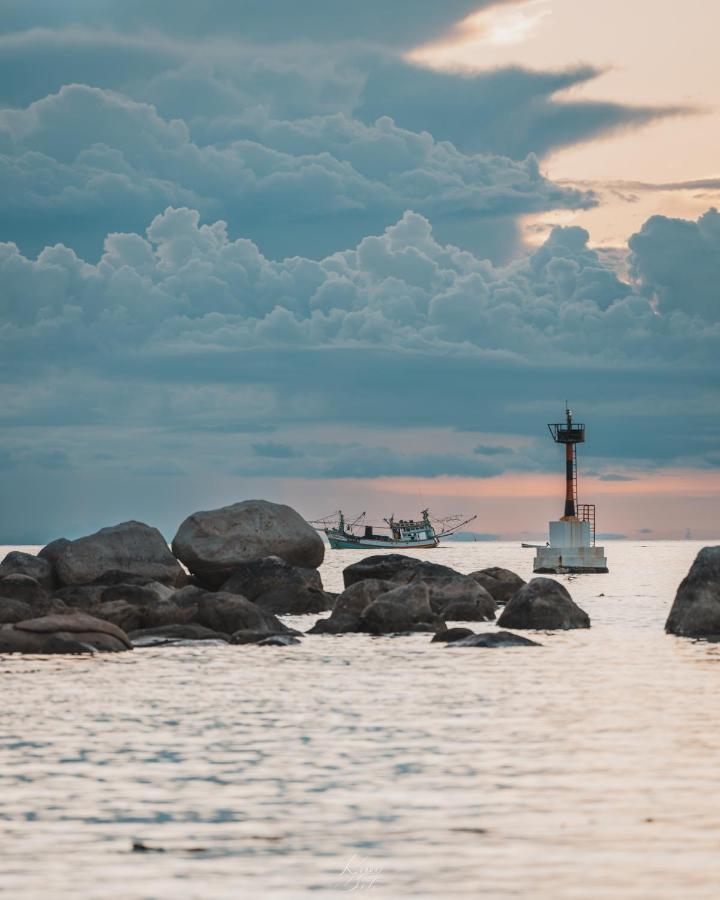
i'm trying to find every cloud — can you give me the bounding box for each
[474,445,512,456]
[252,441,305,459]
[0,2,511,48]
[357,60,687,159]
[629,208,720,321]
[598,473,637,482]
[0,84,595,260]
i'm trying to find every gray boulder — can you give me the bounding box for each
[422,575,495,620]
[356,582,441,635]
[0,598,33,624]
[37,538,71,568]
[170,585,209,609]
[497,578,590,630]
[0,574,49,606]
[195,592,291,636]
[221,556,332,615]
[307,579,395,634]
[665,546,720,637]
[172,499,324,588]
[0,551,56,589]
[91,600,144,633]
[447,631,542,648]
[0,612,132,653]
[129,624,231,646]
[470,567,526,605]
[343,554,460,589]
[51,522,185,587]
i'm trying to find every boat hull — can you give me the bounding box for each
[328,535,439,550]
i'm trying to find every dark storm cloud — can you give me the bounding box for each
[0,1,511,47]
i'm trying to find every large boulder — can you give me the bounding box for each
[665,546,720,637]
[51,522,186,587]
[0,612,132,654]
[307,579,395,634]
[469,567,526,606]
[0,551,56,589]
[0,574,49,606]
[342,554,460,589]
[194,592,291,636]
[172,500,324,588]
[221,556,332,615]
[422,575,495,621]
[497,578,590,630]
[362,582,439,634]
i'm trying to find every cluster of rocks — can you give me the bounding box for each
[0,497,607,655]
[0,500,327,653]
[307,553,589,635]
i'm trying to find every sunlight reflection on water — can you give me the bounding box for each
[2,541,720,898]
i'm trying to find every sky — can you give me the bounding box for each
[0,0,718,542]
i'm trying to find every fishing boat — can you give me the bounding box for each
[310,509,477,550]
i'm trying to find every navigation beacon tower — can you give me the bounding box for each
[533,405,609,574]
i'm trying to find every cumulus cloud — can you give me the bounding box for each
[629,208,720,321]
[0,83,595,259]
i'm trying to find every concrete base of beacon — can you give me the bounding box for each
[533,519,609,574]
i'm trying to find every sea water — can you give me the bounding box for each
[1,540,720,899]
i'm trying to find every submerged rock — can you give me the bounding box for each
[0,551,56,590]
[497,578,590,630]
[255,634,302,647]
[0,612,132,654]
[469,567,526,606]
[446,631,542,648]
[172,499,324,588]
[50,522,185,587]
[430,627,475,643]
[129,624,231,646]
[665,546,720,637]
[221,556,332,615]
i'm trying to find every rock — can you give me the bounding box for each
[256,634,302,646]
[37,538,72,568]
[447,631,542,648]
[422,575,495,620]
[92,600,144,633]
[665,546,720,637]
[0,598,33,624]
[0,612,132,653]
[362,582,441,634]
[497,578,590,630]
[53,521,185,587]
[306,579,395,634]
[195,592,290,636]
[52,584,107,609]
[101,582,175,605]
[221,556,332,615]
[430,627,475,643]
[170,585,209,609]
[469,567,526,605]
[0,574,49,606]
[0,551,56,589]
[172,499,324,588]
[129,624,231,646]
[343,554,460,589]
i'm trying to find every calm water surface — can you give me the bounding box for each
[2,541,720,899]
